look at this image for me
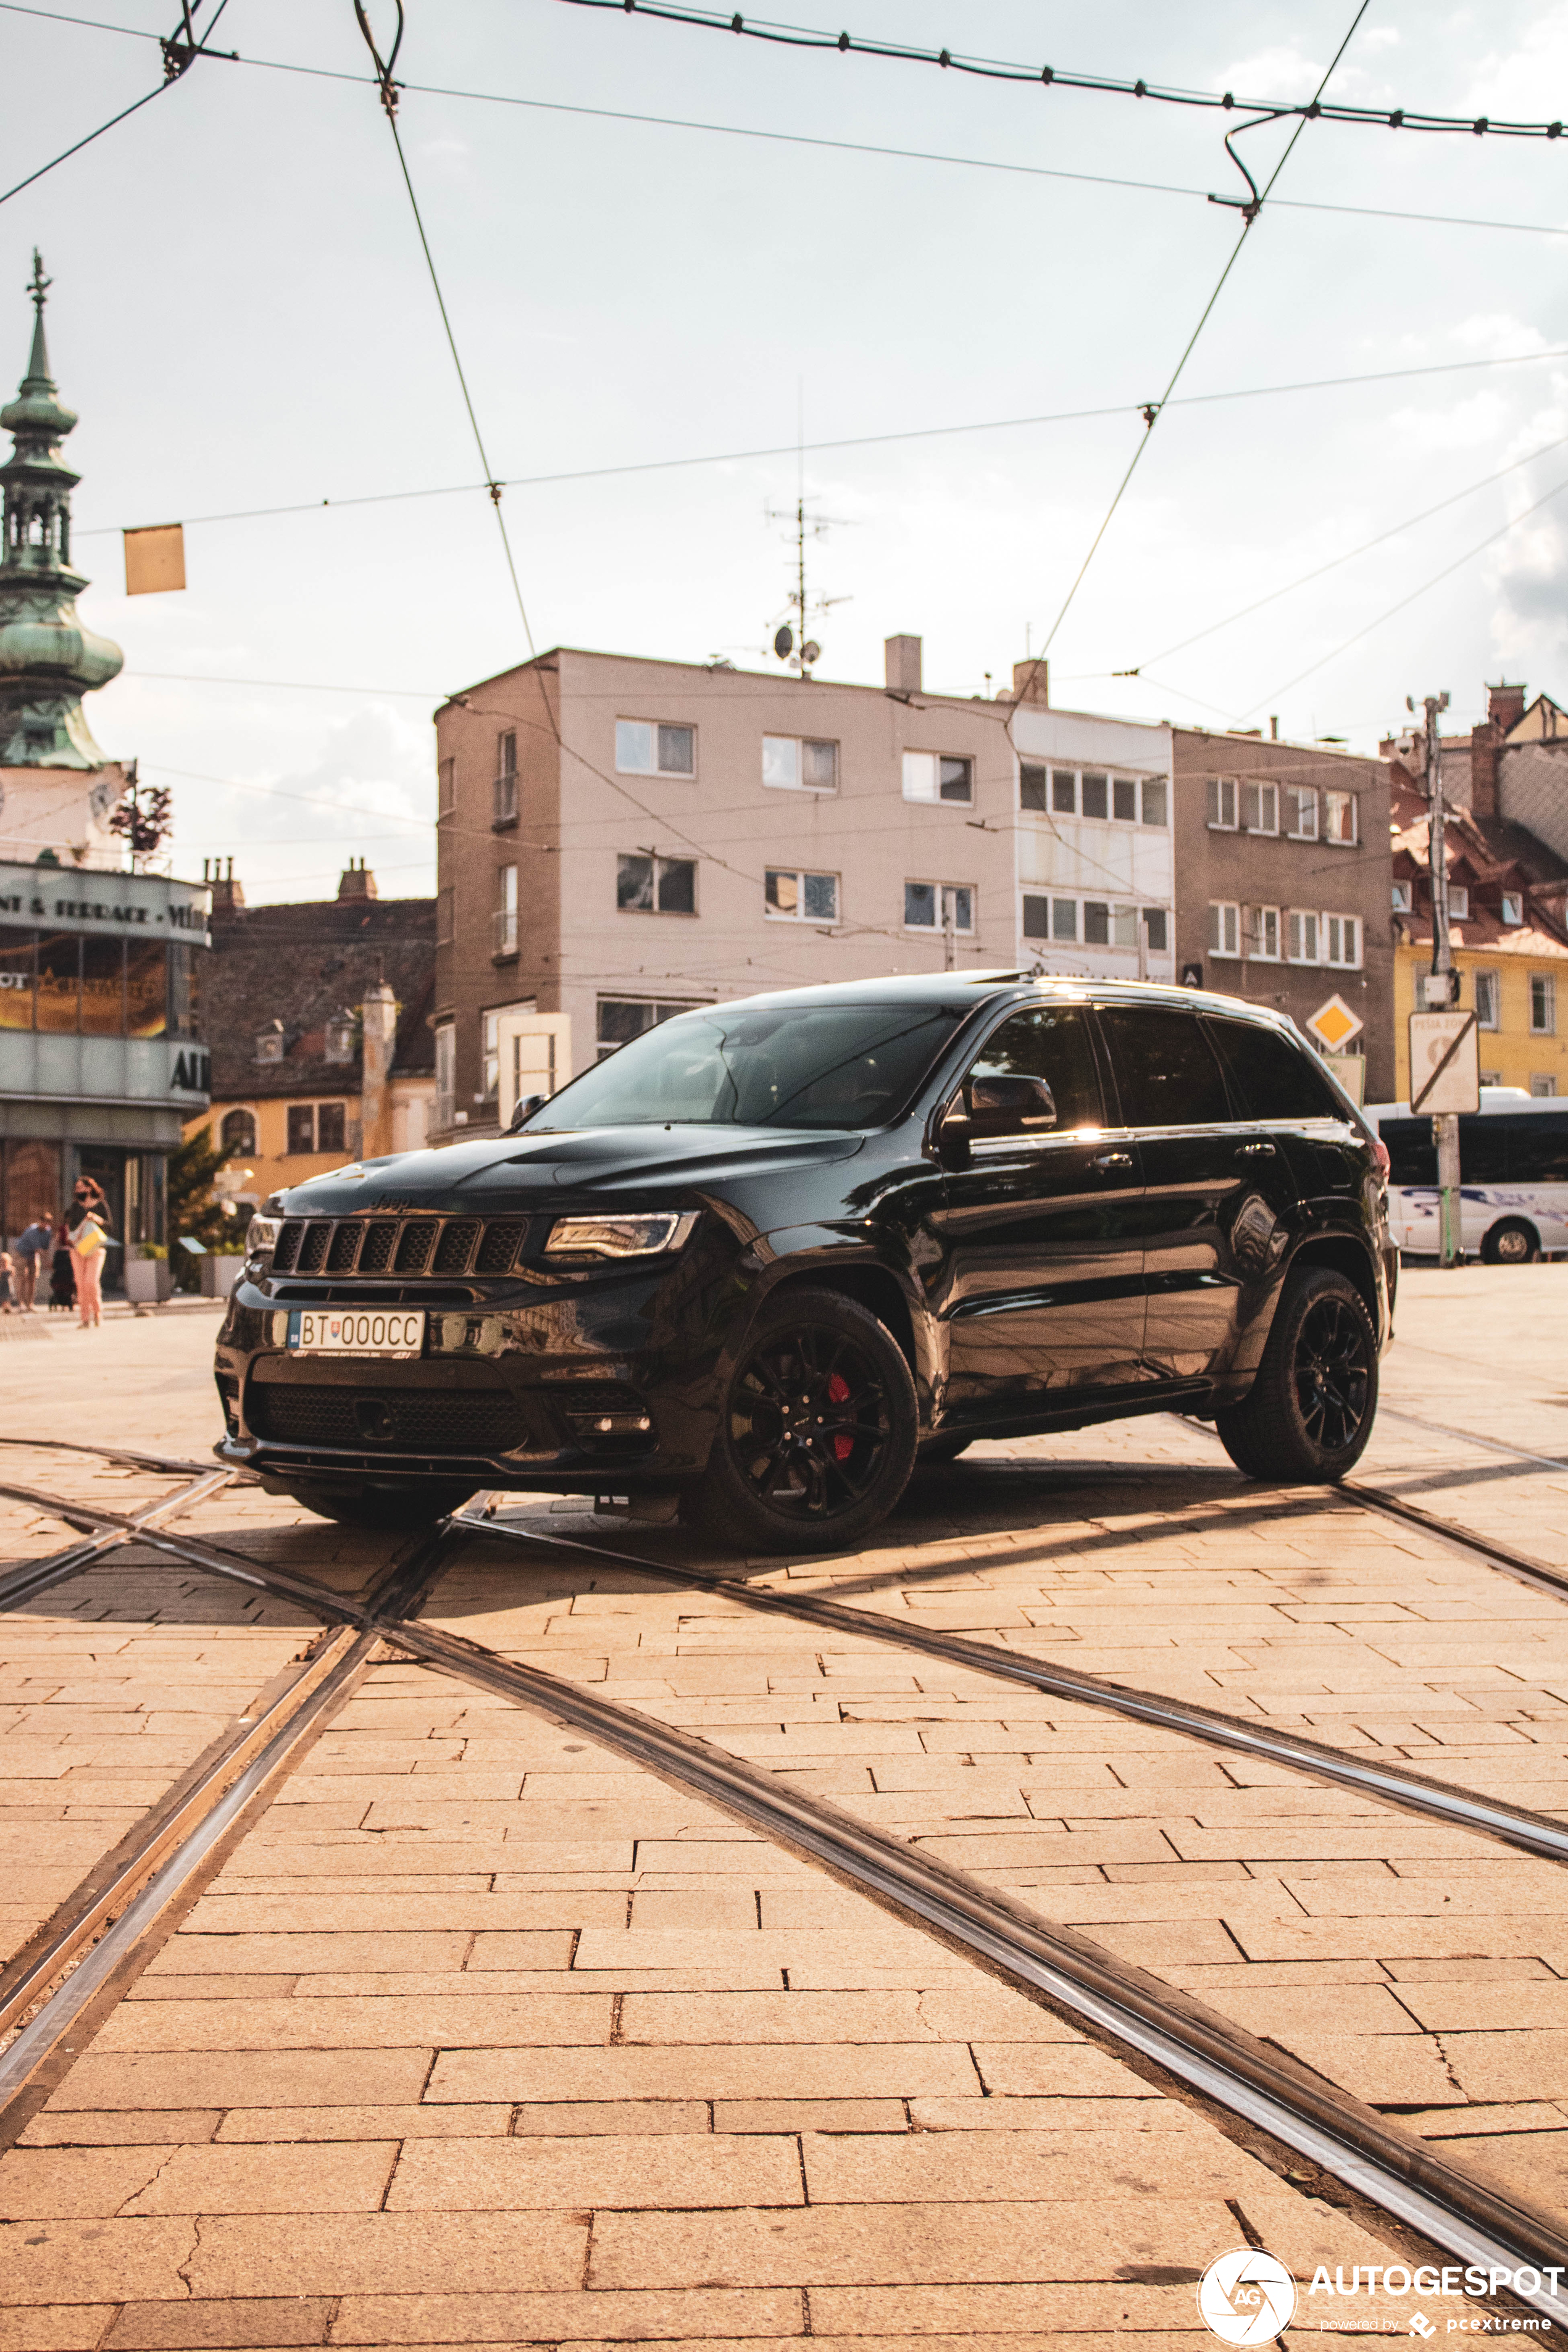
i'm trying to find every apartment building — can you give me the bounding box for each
[1172,730,1395,1101]
[430,639,1176,1137]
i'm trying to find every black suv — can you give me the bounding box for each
[215,975,1395,1551]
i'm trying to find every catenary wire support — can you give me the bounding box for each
[352,0,536,656]
[1207,111,1286,223]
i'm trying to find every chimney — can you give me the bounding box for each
[359,980,397,1159]
[338,857,378,902]
[202,855,244,914]
[1488,681,1527,735]
[884,635,922,694]
[1011,659,1050,707]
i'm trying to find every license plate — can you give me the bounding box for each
[287,1308,426,1359]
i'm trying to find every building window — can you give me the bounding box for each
[324,1012,356,1065]
[1141,778,1168,827]
[255,1020,284,1064]
[317,1102,346,1156]
[482,1010,500,1101]
[903,752,973,805]
[1532,972,1557,1034]
[596,997,707,1059]
[1392,880,1412,912]
[1322,790,1358,846]
[1206,778,1238,830]
[1242,781,1278,834]
[618,853,697,914]
[438,887,455,945]
[1145,907,1169,951]
[1474,969,1500,1030]
[286,1104,315,1154]
[438,757,455,816]
[1081,771,1108,819]
[906,881,974,932]
[220,1107,257,1157]
[435,1022,455,1128]
[494,732,517,827]
[1480,1070,1503,1088]
[1020,762,1047,811]
[1502,891,1524,927]
[1051,770,1076,815]
[1209,901,1240,958]
[1532,1074,1559,1098]
[1324,914,1361,969]
[1251,906,1280,961]
[1083,901,1138,948]
[765,868,839,922]
[1113,777,1138,822]
[1286,786,1319,840]
[1287,910,1320,964]
[495,864,519,956]
[762,735,838,791]
[1446,885,1469,920]
[616,720,694,777]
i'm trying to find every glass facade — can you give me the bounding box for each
[0,925,170,1035]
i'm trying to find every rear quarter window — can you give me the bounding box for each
[1099,1006,1230,1127]
[1204,1015,1343,1120]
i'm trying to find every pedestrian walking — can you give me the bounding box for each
[12,1216,52,1311]
[0,1251,14,1314]
[69,1207,111,1328]
[48,1219,75,1312]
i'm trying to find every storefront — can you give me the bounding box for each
[0,859,211,1287]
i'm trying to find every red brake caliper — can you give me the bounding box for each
[828,1371,853,1461]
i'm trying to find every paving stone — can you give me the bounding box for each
[103,2302,333,2348]
[182,2212,588,2297]
[428,2046,980,2103]
[386,2133,802,2210]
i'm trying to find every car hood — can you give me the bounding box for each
[277,1125,867,1216]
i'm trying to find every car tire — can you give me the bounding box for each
[917,1434,974,1465]
[1482,1217,1538,1266]
[277,1480,472,1530]
[686,1287,919,1553]
[1215,1266,1378,1485]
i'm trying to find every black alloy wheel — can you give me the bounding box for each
[689,1287,919,1552]
[1291,1292,1372,1453]
[1216,1266,1378,1483]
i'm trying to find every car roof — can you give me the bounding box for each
[699,970,1300,1028]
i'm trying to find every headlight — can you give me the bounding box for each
[544,1211,698,1260]
[246,1214,281,1257]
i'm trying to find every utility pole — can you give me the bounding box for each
[1412,690,1461,1266]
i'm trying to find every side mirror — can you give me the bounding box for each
[507,1092,546,1135]
[968,1074,1057,1140]
[935,1106,972,1170]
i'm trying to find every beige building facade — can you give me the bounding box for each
[430,642,1178,1138]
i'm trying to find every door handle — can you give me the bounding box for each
[1090,1150,1133,1172]
[1236,1141,1277,1159]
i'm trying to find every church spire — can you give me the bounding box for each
[0,251,123,767]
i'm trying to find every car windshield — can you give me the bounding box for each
[523,1003,965,1130]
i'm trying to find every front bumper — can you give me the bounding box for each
[214,1254,729,1494]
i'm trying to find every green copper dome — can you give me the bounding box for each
[0,251,123,768]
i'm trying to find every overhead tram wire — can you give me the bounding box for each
[350,0,536,661]
[0,0,234,208]
[551,0,1568,138]
[1012,2,1370,708]
[7,4,1568,241]
[73,346,1568,543]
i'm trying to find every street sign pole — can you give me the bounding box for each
[1414,690,1461,1266]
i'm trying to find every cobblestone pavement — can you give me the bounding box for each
[1,1267,1566,2348]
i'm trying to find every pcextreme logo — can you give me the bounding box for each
[1198,2250,1298,2343]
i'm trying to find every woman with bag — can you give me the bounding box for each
[70,1207,110,1329]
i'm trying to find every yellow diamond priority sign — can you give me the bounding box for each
[1304,994,1363,1053]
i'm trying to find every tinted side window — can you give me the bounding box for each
[967,1007,1102,1129]
[1206,1016,1341,1120]
[1499,1114,1568,1182]
[1099,1007,1230,1128]
[1459,1117,1508,1183]
[1381,1119,1436,1186]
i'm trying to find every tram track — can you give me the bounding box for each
[0,1467,234,1614]
[4,1461,1568,2325]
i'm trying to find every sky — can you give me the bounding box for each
[6,0,1568,901]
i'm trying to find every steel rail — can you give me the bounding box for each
[394,1608,1568,2327]
[0,1469,233,1614]
[457,1508,1568,1867]
[0,1623,380,2117]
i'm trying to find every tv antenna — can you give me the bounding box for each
[765,385,851,679]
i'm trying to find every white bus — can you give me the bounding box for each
[1364,1088,1568,1263]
